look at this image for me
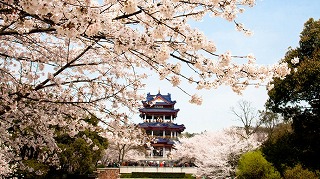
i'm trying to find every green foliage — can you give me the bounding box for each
[283,164,318,179]
[120,173,132,178]
[96,164,106,168]
[120,172,195,178]
[181,132,197,138]
[183,174,195,179]
[59,137,95,174]
[267,18,320,117]
[83,115,100,126]
[48,115,108,176]
[261,133,298,174]
[265,18,320,171]
[268,123,292,143]
[9,115,108,178]
[55,129,108,175]
[236,150,281,179]
[14,159,50,178]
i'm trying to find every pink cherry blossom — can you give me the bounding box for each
[0,0,289,175]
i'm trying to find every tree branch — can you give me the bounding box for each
[34,40,98,91]
[113,10,142,20]
[0,27,56,36]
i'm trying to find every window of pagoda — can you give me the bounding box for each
[152,130,162,137]
[146,130,152,136]
[153,147,163,157]
[165,130,172,138]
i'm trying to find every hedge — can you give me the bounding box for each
[120,172,195,178]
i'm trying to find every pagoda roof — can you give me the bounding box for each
[138,122,185,131]
[139,108,179,113]
[142,92,176,105]
[154,138,175,145]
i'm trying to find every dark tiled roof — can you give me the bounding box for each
[139,108,179,113]
[154,138,175,144]
[143,92,176,104]
[138,122,185,131]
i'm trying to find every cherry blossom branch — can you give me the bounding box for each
[113,9,143,20]
[34,40,98,91]
[0,0,290,174]
[0,28,56,36]
[170,53,195,64]
[140,8,187,38]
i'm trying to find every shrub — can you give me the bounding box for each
[283,164,318,179]
[236,150,281,179]
[120,173,132,178]
[120,172,195,178]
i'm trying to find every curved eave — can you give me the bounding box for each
[152,138,175,145]
[152,143,174,147]
[139,108,180,113]
[142,101,176,105]
[138,122,186,132]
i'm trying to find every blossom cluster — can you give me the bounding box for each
[172,127,264,178]
[100,119,150,163]
[0,144,13,176]
[0,0,290,174]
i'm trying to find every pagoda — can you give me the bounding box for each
[138,91,185,158]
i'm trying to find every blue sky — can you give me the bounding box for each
[133,0,320,133]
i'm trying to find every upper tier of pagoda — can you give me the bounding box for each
[139,92,180,118]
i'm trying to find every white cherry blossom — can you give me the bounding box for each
[172,127,264,178]
[100,120,150,163]
[0,0,289,174]
[291,57,300,64]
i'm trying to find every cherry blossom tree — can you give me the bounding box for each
[100,119,149,164]
[0,0,290,175]
[172,127,264,178]
[0,143,13,176]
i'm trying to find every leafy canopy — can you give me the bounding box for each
[236,150,281,179]
[265,18,320,172]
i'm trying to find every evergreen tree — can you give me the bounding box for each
[265,18,320,171]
